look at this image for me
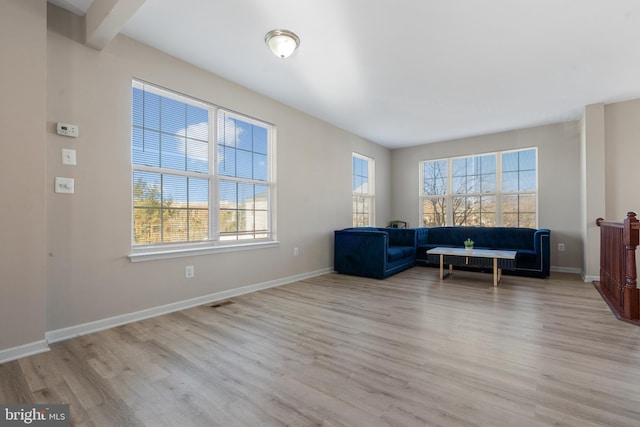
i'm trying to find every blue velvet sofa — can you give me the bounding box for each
[334,228,417,279]
[415,226,551,278]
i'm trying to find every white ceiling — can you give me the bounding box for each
[48,0,640,149]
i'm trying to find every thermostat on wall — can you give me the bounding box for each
[57,122,79,138]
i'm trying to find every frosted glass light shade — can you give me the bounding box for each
[265,29,300,58]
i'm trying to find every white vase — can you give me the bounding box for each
[465,246,473,252]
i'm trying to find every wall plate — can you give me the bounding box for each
[61,148,77,165]
[55,177,75,194]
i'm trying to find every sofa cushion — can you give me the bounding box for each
[401,245,414,257]
[387,246,406,262]
[419,226,537,250]
[515,249,537,264]
[414,226,550,278]
[494,228,536,250]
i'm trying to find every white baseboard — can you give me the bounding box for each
[0,340,49,365]
[550,266,582,275]
[550,266,598,282]
[46,267,333,344]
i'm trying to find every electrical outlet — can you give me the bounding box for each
[293,247,299,256]
[185,265,194,278]
[558,243,565,252]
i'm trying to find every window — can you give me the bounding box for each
[217,110,270,241]
[422,159,447,226]
[502,149,536,227]
[451,154,496,226]
[420,148,537,228]
[352,153,374,227]
[131,80,274,253]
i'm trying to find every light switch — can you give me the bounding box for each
[61,148,77,165]
[55,177,75,194]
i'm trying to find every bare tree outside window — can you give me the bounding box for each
[422,160,447,226]
[450,155,496,226]
[421,148,536,228]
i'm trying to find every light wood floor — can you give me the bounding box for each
[2,268,640,426]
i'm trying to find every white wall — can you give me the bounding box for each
[390,122,582,271]
[44,5,390,334]
[0,0,48,355]
[604,98,640,220]
[577,98,640,281]
[8,2,640,357]
[580,104,606,280]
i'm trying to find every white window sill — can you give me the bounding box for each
[129,240,280,263]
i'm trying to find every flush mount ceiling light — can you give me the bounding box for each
[265,29,300,59]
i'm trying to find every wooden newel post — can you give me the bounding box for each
[623,212,639,319]
[594,213,640,322]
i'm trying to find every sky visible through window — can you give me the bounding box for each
[352,154,373,227]
[132,87,208,204]
[352,155,369,194]
[132,83,272,245]
[132,87,268,205]
[217,112,269,184]
[423,149,535,196]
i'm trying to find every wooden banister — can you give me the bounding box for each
[595,212,640,322]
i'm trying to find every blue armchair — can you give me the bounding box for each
[334,227,417,279]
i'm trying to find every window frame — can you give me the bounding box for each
[129,80,277,262]
[352,152,375,227]
[419,147,538,228]
[216,109,275,242]
[450,153,497,227]
[500,148,538,228]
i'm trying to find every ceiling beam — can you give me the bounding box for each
[85,0,145,50]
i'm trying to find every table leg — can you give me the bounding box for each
[493,258,498,287]
[439,254,444,280]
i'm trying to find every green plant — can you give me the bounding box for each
[464,238,474,248]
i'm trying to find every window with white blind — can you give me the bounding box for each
[352,153,374,227]
[131,80,275,258]
[420,148,537,228]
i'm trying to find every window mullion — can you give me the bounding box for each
[446,158,453,226]
[133,164,208,179]
[159,174,164,243]
[210,107,217,241]
[496,153,503,226]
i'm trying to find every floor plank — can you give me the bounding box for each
[2,268,640,426]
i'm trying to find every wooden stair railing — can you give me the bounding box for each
[595,212,640,323]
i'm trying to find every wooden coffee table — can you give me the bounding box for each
[426,247,517,287]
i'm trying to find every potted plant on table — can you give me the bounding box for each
[464,238,474,251]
